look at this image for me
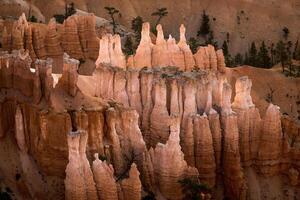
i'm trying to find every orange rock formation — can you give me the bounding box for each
[0,15,298,200]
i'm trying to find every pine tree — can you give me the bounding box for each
[206,31,218,47]
[270,43,276,65]
[131,16,143,37]
[222,41,229,57]
[258,41,271,68]
[222,41,233,66]
[282,27,289,40]
[104,7,120,34]
[131,16,144,51]
[244,52,249,65]
[197,10,210,39]
[294,40,300,60]
[234,53,244,66]
[188,37,199,54]
[293,40,299,59]
[249,42,258,67]
[151,8,168,27]
[286,41,293,76]
[123,37,134,55]
[275,40,288,72]
[29,15,37,23]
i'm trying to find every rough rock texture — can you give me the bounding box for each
[119,163,142,200]
[147,116,198,200]
[35,58,54,102]
[133,22,153,69]
[32,27,47,60]
[92,154,119,200]
[1,27,12,52]
[208,112,222,173]
[1,13,99,72]
[44,18,64,71]
[177,24,195,71]
[105,107,147,176]
[257,104,284,175]
[232,76,261,165]
[193,114,216,187]
[59,54,79,97]
[95,34,126,69]
[232,76,255,110]
[150,79,170,146]
[113,70,129,106]
[1,19,300,200]
[152,24,170,67]
[288,168,299,186]
[221,113,247,199]
[75,14,99,60]
[61,16,84,60]
[15,106,28,152]
[65,130,98,200]
[127,23,225,71]
[221,83,246,200]
[167,35,185,70]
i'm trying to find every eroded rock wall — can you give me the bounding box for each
[0,22,299,200]
[1,14,99,73]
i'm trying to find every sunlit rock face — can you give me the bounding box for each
[0,13,299,200]
[1,13,99,73]
[95,22,225,72]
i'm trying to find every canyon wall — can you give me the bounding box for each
[1,13,99,73]
[0,21,299,200]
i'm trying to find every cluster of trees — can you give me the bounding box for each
[222,41,272,68]
[189,10,218,53]
[223,27,300,76]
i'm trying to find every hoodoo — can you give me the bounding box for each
[0,10,299,200]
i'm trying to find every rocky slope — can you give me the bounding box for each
[0,14,299,200]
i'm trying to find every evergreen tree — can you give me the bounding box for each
[222,41,229,57]
[258,41,271,68]
[222,41,233,66]
[282,27,289,40]
[286,41,293,75]
[197,10,210,39]
[294,40,300,60]
[270,43,276,65]
[131,16,144,51]
[104,6,120,34]
[244,52,249,65]
[293,40,299,59]
[29,15,37,23]
[275,40,288,72]
[249,42,258,67]
[53,14,65,24]
[188,37,199,54]
[151,8,168,27]
[234,53,244,66]
[123,37,134,55]
[206,31,218,48]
